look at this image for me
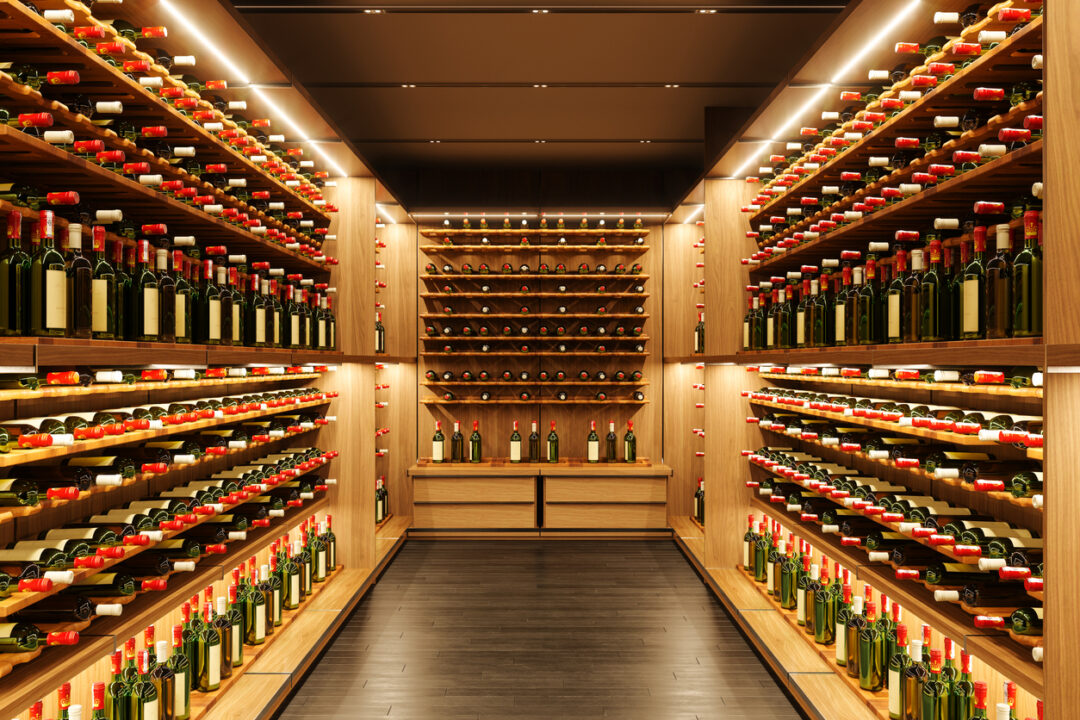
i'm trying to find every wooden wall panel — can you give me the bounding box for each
[661,222,702,359]
[378,221,418,359]
[324,178,375,357]
[705,366,759,569]
[703,179,756,357]
[324,362,375,570]
[377,361,417,520]
[543,503,667,529]
[413,503,536,529]
[1045,7,1073,716]
[662,361,705,522]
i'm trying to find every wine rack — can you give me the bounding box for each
[419,223,651,409]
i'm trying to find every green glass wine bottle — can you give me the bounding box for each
[469,420,482,463]
[985,224,1013,339]
[28,210,67,337]
[1011,210,1042,337]
[960,227,988,339]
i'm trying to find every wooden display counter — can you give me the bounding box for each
[407,460,671,536]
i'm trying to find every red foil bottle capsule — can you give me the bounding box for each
[973,87,1005,101]
[141,126,168,138]
[123,60,151,73]
[46,70,80,85]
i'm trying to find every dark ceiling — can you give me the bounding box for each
[227,0,855,210]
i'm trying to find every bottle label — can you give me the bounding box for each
[796,588,806,623]
[91,278,109,332]
[232,305,241,342]
[143,287,159,335]
[835,304,846,342]
[274,311,281,344]
[766,317,774,346]
[174,673,187,716]
[208,299,221,340]
[432,440,444,462]
[888,670,901,714]
[743,321,750,349]
[174,293,187,338]
[317,319,327,347]
[510,440,521,462]
[208,644,221,686]
[231,625,241,662]
[962,278,980,333]
[255,308,267,343]
[46,268,67,329]
[887,294,900,338]
[588,440,599,462]
[796,311,805,345]
[143,699,158,720]
[291,316,300,343]
[835,625,846,662]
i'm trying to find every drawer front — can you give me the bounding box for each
[414,476,536,503]
[414,503,536,529]
[543,503,667,529]
[545,476,666,503]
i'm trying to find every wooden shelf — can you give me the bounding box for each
[420,244,649,254]
[420,380,649,387]
[757,424,1042,520]
[422,274,650,281]
[0,0,330,224]
[736,338,1045,369]
[420,313,650,320]
[409,459,664,476]
[0,447,334,621]
[420,351,647,358]
[749,496,1043,697]
[0,372,321,404]
[421,292,649,299]
[0,125,327,274]
[749,16,1043,228]
[748,395,1034,448]
[0,337,341,371]
[0,396,331,469]
[757,372,1043,399]
[420,397,647,405]
[421,335,650,342]
[0,71,326,254]
[420,228,649,237]
[0,421,325,535]
[749,140,1044,275]
[0,495,335,719]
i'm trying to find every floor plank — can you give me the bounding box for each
[276,541,805,720]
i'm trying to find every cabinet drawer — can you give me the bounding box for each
[414,476,536,503]
[545,476,666,503]
[414,503,536,529]
[543,503,667,529]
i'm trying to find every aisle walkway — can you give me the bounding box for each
[276,541,805,720]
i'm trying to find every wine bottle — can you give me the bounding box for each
[132,239,159,341]
[196,602,221,691]
[623,421,636,462]
[66,224,93,338]
[919,236,947,341]
[444,421,462,462]
[586,420,599,462]
[605,420,617,462]
[431,421,445,462]
[547,420,559,463]
[509,421,522,463]
[920,650,948,720]
[148,640,176,719]
[984,223,1013,339]
[375,477,386,523]
[0,211,31,336]
[528,421,540,462]
[469,421,481,463]
[887,624,911,719]
[694,312,704,353]
[844,594,866,676]
[174,242,194,344]
[218,265,235,347]
[375,311,385,354]
[960,227,988,339]
[1011,210,1042,337]
[29,210,67,337]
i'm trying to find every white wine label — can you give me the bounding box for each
[208,645,221,686]
[142,700,158,720]
[962,278,980,333]
[255,308,266,343]
[796,311,805,345]
[835,304,846,342]
[743,541,750,570]
[888,671,901,715]
[742,321,750,349]
[256,604,267,641]
[46,268,67,329]
[174,673,187,716]
[318,320,326,347]
[291,316,300,343]
[766,317,774,347]
[175,294,187,338]
[887,294,900,338]
[208,299,221,340]
[91,278,109,333]
[509,441,521,462]
[835,625,846,663]
[232,305,241,342]
[588,441,599,462]
[143,288,159,336]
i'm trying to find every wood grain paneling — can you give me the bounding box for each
[413,503,536,529]
[662,361,705,522]
[703,179,756,356]
[378,221,418,359]
[1046,372,1074,719]
[324,179,375,357]
[414,476,536,502]
[705,365,759,569]
[542,503,667,529]
[376,360,417,520]
[661,221,702,359]
[545,476,665,502]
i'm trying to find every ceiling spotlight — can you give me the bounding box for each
[532,83,548,88]
[534,140,547,143]
[640,140,652,143]
[364,8,384,13]
[664,84,680,88]
[429,140,441,143]
[532,8,549,13]
[697,8,717,13]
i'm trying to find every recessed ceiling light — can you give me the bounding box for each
[534,140,547,143]
[429,140,441,143]
[697,8,717,13]
[640,140,652,143]
[532,8,549,13]
[364,8,384,13]
[664,84,680,88]
[532,84,548,88]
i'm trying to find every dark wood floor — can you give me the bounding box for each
[275,541,805,720]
